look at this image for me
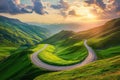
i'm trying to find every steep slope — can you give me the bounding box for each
[41,18,120,65]
[66,18,120,48]
[0,47,49,80]
[42,30,88,62]
[35,55,120,80]
[44,18,120,48]
[0,16,50,46]
[43,30,75,45]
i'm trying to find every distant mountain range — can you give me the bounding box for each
[28,23,86,35]
[35,18,120,80]
[43,18,120,49]
[0,16,50,46]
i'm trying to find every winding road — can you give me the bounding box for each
[30,40,97,71]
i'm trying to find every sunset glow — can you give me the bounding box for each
[0,0,119,25]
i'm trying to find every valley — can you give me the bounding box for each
[0,16,120,80]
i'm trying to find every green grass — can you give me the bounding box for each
[34,55,120,80]
[34,40,88,66]
[88,31,120,49]
[96,46,120,59]
[0,47,17,61]
[0,47,49,80]
[1,16,120,80]
[55,41,87,61]
[0,16,50,46]
[30,44,45,52]
[38,44,80,66]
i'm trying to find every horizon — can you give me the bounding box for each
[0,0,120,31]
[0,0,120,27]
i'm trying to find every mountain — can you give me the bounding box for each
[35,55,120,80]
[43,18,120,48]
[42,18,120,62]
[0,16,120,80]
[0,16,50,46]
[41,17,120,63]
[43,30,75,45]
[34,18,120,80]
[28,23,83,35]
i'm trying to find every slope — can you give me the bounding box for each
[0,46,50,80]
[0,16,50,47]
[35,55,120,80]
[34,18,120,80]
[42,18,120,60]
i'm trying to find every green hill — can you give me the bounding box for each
[43,17,120,56]
[0,16,50,61]
[41,30,88,65]
[43,30,75,45]
[44,18,120,47]
[0,16,120,80]
[35,55,120,80]
[34,18,120,80]
[0,16,50,47]
[0,46,50,80]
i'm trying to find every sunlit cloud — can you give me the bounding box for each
[0,0,120,24]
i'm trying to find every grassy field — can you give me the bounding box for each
[38,44,80,66]
[30,44,45,52]
[1,17,120,80]
[0,47,17,61]
[0,46,50,80]
[32,39,88,66]
[55,41,87,61]
[34,55,120,80]
[96,46,120,59]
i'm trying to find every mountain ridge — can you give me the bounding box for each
[0,16,50,46]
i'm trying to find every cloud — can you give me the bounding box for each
[52,0,120,19]
[13,0,21,5]
[0,0,21,14]
[68,10,77,16]
[0,0,46,15]
[0,0,120,18]
[32,0,45,14]
[51,4,62,9]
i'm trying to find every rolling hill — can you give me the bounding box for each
[43,18,120,48]
[42,18,120,60]
[0,16,120,80]
[0,16,50,47]
[0,16,50,62]
[0,15,51,79]
[35,55,120,80]
[35,18,120,80]
[0,47,50,80]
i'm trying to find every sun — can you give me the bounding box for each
[73,5,97,20]
[86,13,96,19]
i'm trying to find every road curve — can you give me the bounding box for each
[30,40,97,71]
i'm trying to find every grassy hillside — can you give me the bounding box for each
[35,55,120,80]
[38,44,81,66]
[0,47,17,61]
[43,18,120,59]
[0,45,51,80]
[0,16,50,47]
[43,30,75,45]
[0,16,120,80]
[96,46,120,59]
[41,30,88,64]
[34,18,120,80]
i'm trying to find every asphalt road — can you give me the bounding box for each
[30,40,97,71]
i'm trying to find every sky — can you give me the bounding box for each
[0,0,120,25]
